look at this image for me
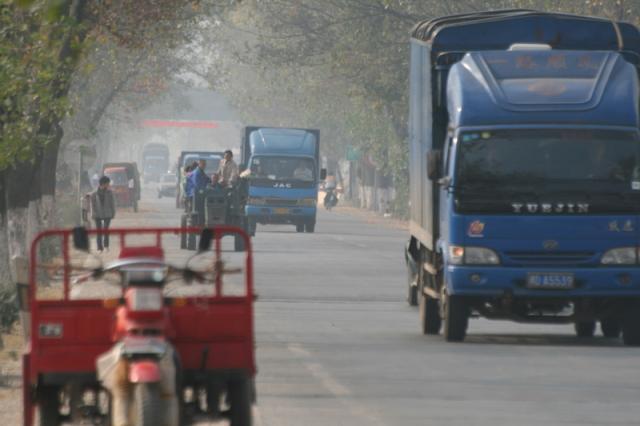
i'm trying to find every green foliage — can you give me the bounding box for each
[0,2,81,169]
[1,0,223,171]
[207,0,640,216]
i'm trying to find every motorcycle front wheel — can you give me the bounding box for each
[133,383,164,426]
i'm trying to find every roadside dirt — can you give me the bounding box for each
[317,189,408,231]
[0,328,23,424]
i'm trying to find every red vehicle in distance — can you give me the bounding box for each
[102,162,141,212]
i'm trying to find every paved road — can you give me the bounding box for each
[135,189,640,426]
[4,189,640,425]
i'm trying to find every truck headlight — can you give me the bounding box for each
[448,246,500,265]
[449,246,465,265]
[247,197,266,205]
[601,247,637,265]
[299,198,317,206]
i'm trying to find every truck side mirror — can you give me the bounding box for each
[320,169,327,180]
[73,227,90,252]
[427,150,442,180]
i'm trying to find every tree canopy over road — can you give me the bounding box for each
[0,0,637,305]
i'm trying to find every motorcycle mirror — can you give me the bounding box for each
[198,228,213,253]
[72,227,90,252]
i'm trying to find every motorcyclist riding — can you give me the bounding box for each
[324,174,338,210]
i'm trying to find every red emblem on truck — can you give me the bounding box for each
[468,220,485,237]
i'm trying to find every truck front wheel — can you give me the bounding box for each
[234,235,245,252]
[443,292,468,342]
[622,306,640,346]
[305,220,315,233]
[407,271,418,307]
[419,293,441,334]
[574,321,596,338]
[248,219,257,237]
[180,215,187,249]
[600,318,621,338]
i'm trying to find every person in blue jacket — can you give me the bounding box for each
[189,159,211,220]
[190,159,210,192]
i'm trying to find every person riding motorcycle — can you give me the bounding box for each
[324,174,338,210]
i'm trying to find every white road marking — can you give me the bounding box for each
[304,362,351,397]
[287,343,312,357]
[285,343,386,426]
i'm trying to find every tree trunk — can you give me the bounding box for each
[1,160,38,284]
[0,175,10,291]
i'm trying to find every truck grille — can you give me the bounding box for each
[504,251,596,266]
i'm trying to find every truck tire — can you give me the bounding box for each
[133,383,164,426]
[622,306,640,346]
[180,215,187,249]
[419,293,441,335]
[234,235,245,252]
[228,377,252,426]
[601,319,621,338]
[407,268,418,307]
[443,293,468,342]
[296,223,304,233]
[37,385,60,426]
[248,219,256,237]
[305,221,315,233]
[187,232,197,251]
[574,321,596,338]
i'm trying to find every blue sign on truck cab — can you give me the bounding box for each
[406,10,640,344]
[241,127,323,234]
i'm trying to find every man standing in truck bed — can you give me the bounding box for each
[218,150,239,187]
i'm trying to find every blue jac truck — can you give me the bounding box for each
[141,143,170,183]
[405,10,640,344]
[241,126,325,234]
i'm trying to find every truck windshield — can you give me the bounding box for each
[145,159,165,172]
[105,171,128,186]
[456,129,640,191]
[249,156,315,181]
[182,156,221,174]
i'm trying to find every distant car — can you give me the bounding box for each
[158,173,177,198]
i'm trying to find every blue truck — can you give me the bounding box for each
[241,126,325,234]
[405,10,640,344]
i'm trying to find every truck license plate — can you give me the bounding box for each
[526,273,575,289]
[274,208,289,215]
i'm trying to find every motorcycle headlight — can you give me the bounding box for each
[448,246,500,265]
[299,198,317,206]
[601,247,638,265]
[127,288,163,312]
